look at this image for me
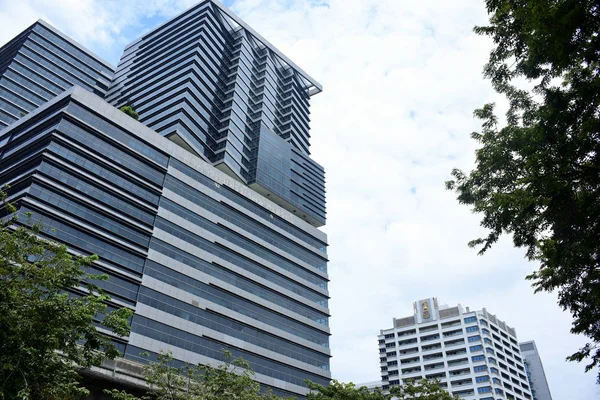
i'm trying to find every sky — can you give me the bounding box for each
[0,0,597,398]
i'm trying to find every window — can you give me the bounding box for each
[486,348,495,354]
[482,328,490,335]
[466,326,479,333]
[420,334,440,342]
[397,329,416,337]
[474,365,487,372]
[468,335,481,342]
[398,338,418,346]
[470,345,483,352]
[472,355,485,362]
[464,316,477,323]
[476,376,489,383]
[478,386,492,393]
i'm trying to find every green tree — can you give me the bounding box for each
[105,351,290,400]
[446,0,600,381]
[305,379,458,400]
[120,105,139,120]
[0,190,133,399]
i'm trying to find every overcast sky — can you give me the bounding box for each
[0,0,597,398]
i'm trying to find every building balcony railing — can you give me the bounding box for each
[447,359,469,368]
[423,363,445,371]
[444,340,465,348]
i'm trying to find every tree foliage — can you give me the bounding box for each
[305,379,458,400]
[0,189,133,399]
[105,351,290,400]
[446,0,600,380]
[120,105,139,120]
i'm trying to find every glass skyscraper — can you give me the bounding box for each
[0,20,114,130]
[0,1,330,398]
[106,0,326,227]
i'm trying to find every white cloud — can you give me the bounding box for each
[228,1,597,398]
[0,0,199,64]
[0,0,597,398]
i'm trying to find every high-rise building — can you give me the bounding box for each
[0,20,114,130]
[519,341,553,400]
[0,1,330,398]
[105,0,326,227]
[378,298,533,400]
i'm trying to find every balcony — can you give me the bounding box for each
[442,329,463,338]
[446,349,468,358]
[400,357,420,365]
[421,343,442,353]
[447,358,469,367]
[451,389,475,398]
[401,366,422,375]
[448,368,470,377]
[419,324,439,333]
[451,378,473,387]
[423,352,443,361]
[424,362,445,371]
[444,339,465,348]
[397,329,417,338]
[398,347,419,356]
[441,320,462,329]
[420,334,440,343]
[426,372,447,380]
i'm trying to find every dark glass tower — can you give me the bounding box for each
[106,0,326,227]
[0,20,114,130]
[0,2,329,398]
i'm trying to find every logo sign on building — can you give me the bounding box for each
[416,298,436,322]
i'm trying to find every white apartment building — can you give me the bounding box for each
[378,298,533,400]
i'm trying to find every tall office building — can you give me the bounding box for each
[106,0,326,227]
[0,1,330,398]
[0,20,114,130]
[519,341,553,400]
[378,298,533,400]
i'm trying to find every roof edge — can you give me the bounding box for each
[35,19,116,71]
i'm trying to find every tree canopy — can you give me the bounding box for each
[0,190,132,399]
[305,379,458,400]
[446,0,600,380]
[105,351,290,400]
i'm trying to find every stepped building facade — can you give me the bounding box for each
[0,1,330,398]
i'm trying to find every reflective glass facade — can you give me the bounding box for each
[106,0,326,227]
[0,87,330,398]
[0,20,114,130]
[0,3,330,397]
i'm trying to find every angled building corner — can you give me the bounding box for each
[0,2,330,398]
